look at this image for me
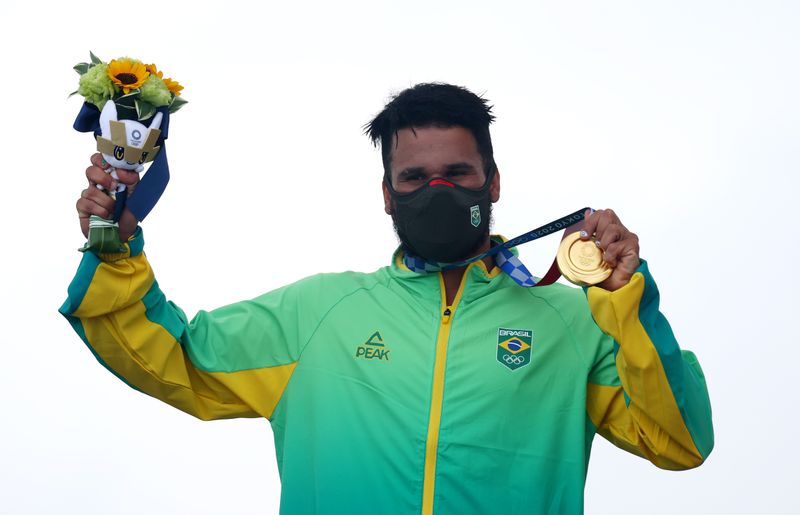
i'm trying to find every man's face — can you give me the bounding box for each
[382,126,500,214]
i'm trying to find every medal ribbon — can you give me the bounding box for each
[403,207,591,287]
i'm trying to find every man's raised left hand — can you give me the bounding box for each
[580,208,640,292]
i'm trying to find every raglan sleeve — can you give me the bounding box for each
[583,260,714,470]
[59,228,315,421]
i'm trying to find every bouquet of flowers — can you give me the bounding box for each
[71,52,186,253]
[72,51,186,120]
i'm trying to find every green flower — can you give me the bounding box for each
[139,75,172,107]
[78,63,118,110]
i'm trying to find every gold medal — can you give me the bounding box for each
[556,232,613,286]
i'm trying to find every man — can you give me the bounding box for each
[63,83,713,514]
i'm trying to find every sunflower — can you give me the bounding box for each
[147,63,183,96]
[107,58,149,94]
[145,63,163,79]
[163,77,184,96]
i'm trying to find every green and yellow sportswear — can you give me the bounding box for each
[60,229,713,514]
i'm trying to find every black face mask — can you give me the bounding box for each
[387,170,494,263]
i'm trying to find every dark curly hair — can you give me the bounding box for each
[364,83,496,181]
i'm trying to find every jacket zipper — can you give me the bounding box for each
[421,272,469,515]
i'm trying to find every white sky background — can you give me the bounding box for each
[0,0,797,513]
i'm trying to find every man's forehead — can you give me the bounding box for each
[391,124,473,142]
[386,127,486,187]
[390,126,479,161]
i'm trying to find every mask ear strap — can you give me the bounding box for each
[384,175,401,196]
[479,163,497,191]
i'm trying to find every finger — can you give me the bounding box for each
[602,241,625,267]
[114,168,141,187]
[77,195,112,220]
[90,153,111,170]
[595,225,624,250]
[582,208,615,241]
[80,187,116,214]
[77,197,110,220]
[86,165,116,191]
[580,209,600,240]
[603,208,619,222]
[593,211,618,240]
[603,235,639,268]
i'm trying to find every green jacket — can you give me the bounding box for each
[60,229,713,514]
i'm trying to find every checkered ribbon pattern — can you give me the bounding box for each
[403,207,590,288]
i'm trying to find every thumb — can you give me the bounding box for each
[115,168,141,194]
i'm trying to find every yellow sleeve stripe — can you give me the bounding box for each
[587,383,704,469]
[81,298,296,420]
[74,252,295,421]
[586,383,647,458]
[587,273,704,468]
[71,253,155,318]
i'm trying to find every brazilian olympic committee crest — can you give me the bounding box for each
[497,328,533,371]
[470,205,481,227]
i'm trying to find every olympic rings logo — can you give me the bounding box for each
[503,354,526,365]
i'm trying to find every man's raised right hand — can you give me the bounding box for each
[76,153,140,242]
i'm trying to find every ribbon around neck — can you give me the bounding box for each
[403,207,590,288]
